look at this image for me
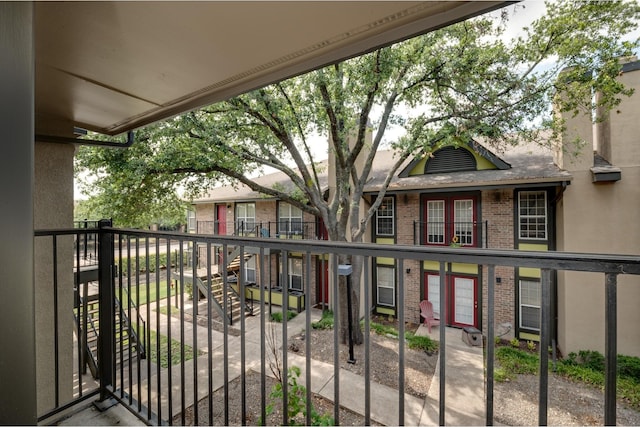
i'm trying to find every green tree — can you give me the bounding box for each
[75,0,640,344]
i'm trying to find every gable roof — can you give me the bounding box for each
[398,140,510,177]
[193,140,572,204]
[193,161,330,204]
[365,142,571,194]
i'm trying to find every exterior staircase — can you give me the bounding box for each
[75,293,146,379]
[194,251,254,326]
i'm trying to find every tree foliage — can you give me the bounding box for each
[76,0,639,233]
[75,1,640,341]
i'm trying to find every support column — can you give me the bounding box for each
[0,2,37,424]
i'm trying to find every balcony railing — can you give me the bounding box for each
[414,220,488,248]
[34,221,640,425]
[74,220,100,266]
[196,220,326,240]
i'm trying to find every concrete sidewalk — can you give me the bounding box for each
[417,324,486,426]
[56,304,486,426]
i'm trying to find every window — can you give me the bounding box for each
[376,197,395,236]
[426,274,441,318]
[424,195,477,246]
[518,191,547,240]
[187,210,196,233]
[426,200,445,244]
[235,203,256,235]
[376,266,395,307]
[454,199,474,245]
[244,255,256,284]
[519,279,540,331]
[278,203,303,236]
[281,257,303,291]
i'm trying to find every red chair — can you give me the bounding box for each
[419,300,440,333]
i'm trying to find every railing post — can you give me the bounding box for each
[538,268,551,426]
[439,261,447,426]
[604,273,618,426]
[486,264,495,425]
[98,219,115,401]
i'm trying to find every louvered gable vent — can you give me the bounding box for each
[425,146,477,174]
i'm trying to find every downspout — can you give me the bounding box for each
[35,130,135,148]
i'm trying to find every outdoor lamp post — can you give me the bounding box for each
[338,264,356,364]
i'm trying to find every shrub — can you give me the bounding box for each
[271,310,297,323]
[495,346,538,381]
[118,252,173,275]
[578,350,605,372]
[311,310,334,330]
[527,340,536,351]
[618,354,640,380]
[262,366,334,426]
[369,321,398,337]
[509,338,520,348]
[405,333,439,353]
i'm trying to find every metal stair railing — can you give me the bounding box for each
[115,293,147,360]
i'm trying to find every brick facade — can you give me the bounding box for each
[194,199,322,305]
[194,184,525,340]
[481,189,516,339]
[389,189,517,340]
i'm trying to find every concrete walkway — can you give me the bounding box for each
[417,324,486,426]
[55,302,486,426]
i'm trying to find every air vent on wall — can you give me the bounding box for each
[425,146,477,174]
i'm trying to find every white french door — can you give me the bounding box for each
[425,273,478,328]
[453,277,476,326]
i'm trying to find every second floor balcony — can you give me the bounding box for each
[196,220,327,240]
[414,220,488,248]
[33,222,640,426]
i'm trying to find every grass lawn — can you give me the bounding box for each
[118,280,170,307]
[495,346,640,410]
[147,328,200,368]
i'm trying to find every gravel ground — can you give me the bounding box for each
[173,314,639,426]
[289,326,437,399]
[175,370,372,426]
[494,373,640,426]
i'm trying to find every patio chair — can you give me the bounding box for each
[419,300,440,333]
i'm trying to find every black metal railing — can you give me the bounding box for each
[74,220,100,266]
[414,220,488,248]
[34,222,639,426]
[196,220,327,240]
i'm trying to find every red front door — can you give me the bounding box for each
[216,204,227,235]
[316,258,329,305]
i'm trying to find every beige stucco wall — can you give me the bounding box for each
[556,64,640,357]
[557,167,640,357]
[34,141,75,413]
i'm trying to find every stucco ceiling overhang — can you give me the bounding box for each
[34,1,510,137]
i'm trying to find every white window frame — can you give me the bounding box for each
[376,266,395,307]
[376,197,395,236]
[283,257,303,292]
[426,200,445,244]
[426,274,441,319]
[187,210,196,233]
[235,203,256,235]
[454,199,474,245]
[244,255,256,284]
[278,203,303,236]
[519,279,541,331]
[518,191,547,240]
